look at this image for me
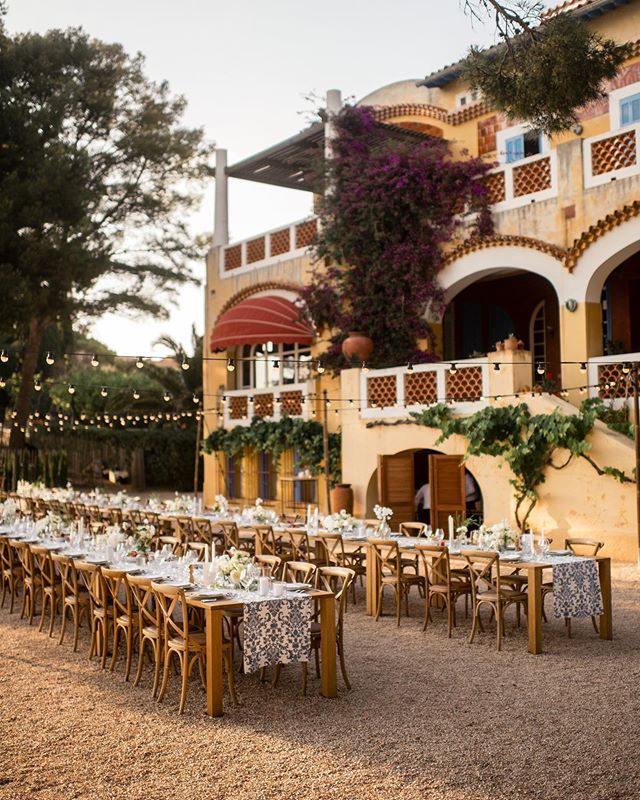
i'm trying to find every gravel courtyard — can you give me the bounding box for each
[1,565,639,800]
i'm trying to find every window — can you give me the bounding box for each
[504,130,542,163]
[620,92,640,126]
[238,342,312,389]
[225,454,242,499]
[293,450,317,505]
[258,452,277,501]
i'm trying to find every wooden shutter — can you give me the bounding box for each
[429,455,465,532]
[377,453,415,526]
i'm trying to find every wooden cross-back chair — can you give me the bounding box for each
[173,515,195,545]
[127,574,163,697]
[52,553,90,652]
[316,533,364,603]
[12,540,41,625]
[368,539,423,626]
[462,550,528,651]
[151,582,238,714]
[253,525,277,557]
[281,560,316,585]
[75,561,111,668]
[399,522,428,537]
[415,543,471,638]
[102,567,138,680]
[31,545,61,638]
[0,537,22,614]
[280,528,313,564]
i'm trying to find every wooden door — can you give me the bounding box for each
[377,453,415,526]
[429,455,465,531]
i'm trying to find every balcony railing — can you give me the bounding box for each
[222,382,312,428]
[583,124,640,189]
[359,359,489,419]
[485,150,558,211]
[587,352,640,408]
[221,216,318,275]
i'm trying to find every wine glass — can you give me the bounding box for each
[435,527,445,544]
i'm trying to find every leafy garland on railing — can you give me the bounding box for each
[202,416,341,486]
[411,398,633,530]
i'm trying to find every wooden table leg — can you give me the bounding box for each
[204,606,225,717]
[365,543,377,616]
[527,566,543,655]
[598,557,613,641]
[319,593,337,698]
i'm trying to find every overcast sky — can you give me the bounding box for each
[6,1,542,357]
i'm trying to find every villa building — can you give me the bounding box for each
[204,0,640,559]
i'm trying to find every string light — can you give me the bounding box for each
[90,354,100,367]
[449,363,458,374]
[181,357,190,371]
[406,363,414,374]
[579,362,587,373]
[227,357,235,372]
[67,384,76,395]
[0,350,8,363]
[192,393,199,404]
[132,389,140,400]
[34,379,42,391]
[316,360,325,374]
[136,357,144,369]
[163,391,172,402]
[0,378,5,389]
[493,362,501,372]
[622,363,631,374]
[45,352,54,365]
[536,363,546,376]
[100,386,108,397]
[361,362,369,373]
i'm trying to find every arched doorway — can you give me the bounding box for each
[599,250,640,354]
[442,269,560,386]
[366,448,483,526]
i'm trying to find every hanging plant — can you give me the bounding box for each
[301,105,494,371]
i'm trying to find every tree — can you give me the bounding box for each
[460,1,632,135]
[153,325,203,407]
[0,22,213,446]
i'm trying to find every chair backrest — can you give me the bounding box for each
[52,553,81,600]
[367,539,401,575]
[462,550,501,601]
[281,528,311,561]
[217,521,239,551]
[255,553,282,578]
[316,533,345,565]
[281,513,301,525]
[109,509,124,526]
[31,545,56,591]
[151,581,190,645]
[75,561,108,609]
[316,565,355,633]
[13,541,37,582]
[399,522,427,537]
[102,567,134,619]
[253,525,277,556]
[153,535,183,556]
[0,537,18,577]
[564,537,604,557]
[87,504,103,522]
[128,509,143,525]
[415,543,452,589]
[185,541,209,562]
[282,560,316,584]
[173,516,195,543]
[127,574,161,630]
[192,518,213,544]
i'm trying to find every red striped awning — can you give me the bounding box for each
[210,295,312,351]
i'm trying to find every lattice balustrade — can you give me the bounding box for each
[269,227,291,256]
[253,393,274,417]
[512,156,552,197]
[367,375,398,408]
[295,219,318,249]
[591,130,637,176]
[224,244,242,271]
[485,171,506,204]
[229,396,248,420]
[246,236,265,264]
[597,363,630,399]
[404,371,437,405]
[280,390,303,416]
[446,367,483,402]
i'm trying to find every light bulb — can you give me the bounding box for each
[100,386,108,397]
[227,357,235,372]
[406,363,414,374]
[579,362,587,373]
[192,393,199,404]
[67,384,76,395]
[361,362,369,373]
[537,363,545,376]
[136,357,144,369]
[132,389,140,400]
[163,391,171,402]
[449,363,458,374]
[90,354,99,367]
[317,360,325,374]
[181,357,190,371]
[493,362,501,372]
[622,363,631,375]
[0,377,5,389]
[0,350,8,363]
[34,379,42,391]
[45,351,54,365]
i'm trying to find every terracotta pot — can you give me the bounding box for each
[342,331,374,363]
[330,483,354,515]
[503,335,519,351]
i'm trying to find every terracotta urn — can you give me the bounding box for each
[503,335,519,351]
[342,331,374,363]
[330,483,354,515]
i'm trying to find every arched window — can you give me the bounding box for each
[237,343,312,389]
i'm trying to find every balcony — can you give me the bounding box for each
[484,150,558,212]
[222,381,312,428]
[359,359,489,419]
[583,124,640,189]
[221,216,318,276]
[587,353,640,409]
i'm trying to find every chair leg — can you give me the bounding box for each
[375,587,383,621]
[134,636,147,688]
[110,624,120,672]
[496,603,503,652]
[151,641,162,698]
[469,604,479,644]
[58,605,68,646]
[48,595,57,638]
[447,598,454,639]
[101,620,110,670]
[338,639,351,690]
[38,592,48,632]
[157,648,171,703]
[591,615,599,634]
[124,627,134,681]
[73,607,82,653]
[314,646,320,678]
[178,653,189,715]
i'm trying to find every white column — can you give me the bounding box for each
[213,148,229,247]
[324,89,343,163]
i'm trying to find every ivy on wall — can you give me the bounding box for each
[202,416,341,487]
[411,398,632,530]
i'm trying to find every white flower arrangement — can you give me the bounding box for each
[215,547,254,588]
[0,499,18,524]
[169,492,194,514]
[111,490,129,508]
[322,508,356,533]
[130,521,155,553]
[35,511,65,537]
[243,497,274,524]
[210,494,229,514]
[373,504,393,523]
[475,520,517,551]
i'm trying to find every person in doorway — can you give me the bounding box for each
[465,472,479,510]
[415,482,430,524]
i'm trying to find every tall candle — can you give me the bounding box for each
[448,515,454,541]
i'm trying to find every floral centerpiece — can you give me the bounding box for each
[111,490,130,508]
[373,504,393,536]
[128,521,155,554]
[243,497,274,524]
[214,548,255,589]
[474,520,518,551]
[36,511,65,538]
[322,509,356,533]
[0,499,18,525]
[210,494,229,514]
[168,492,194,514]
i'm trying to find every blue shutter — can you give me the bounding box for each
[620,93,640,126]
[505,134,524,163]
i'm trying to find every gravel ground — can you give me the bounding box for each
[1,565,639,800]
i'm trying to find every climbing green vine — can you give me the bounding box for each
[202,416,341,486]
[411,398,633,530]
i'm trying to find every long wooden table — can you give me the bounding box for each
[365,541,613,655]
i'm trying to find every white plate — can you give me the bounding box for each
[284,582,312,590]
[188,590,227,600]
[159,581,191,589]
[548,549,572,557]
[499,553,521,562]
